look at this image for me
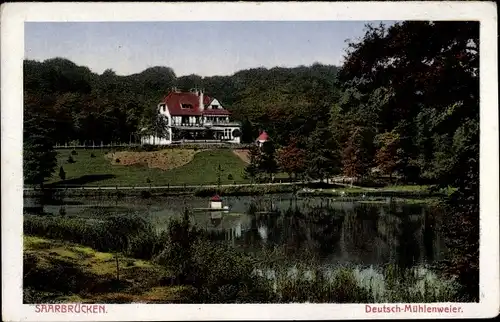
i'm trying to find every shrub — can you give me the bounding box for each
[67,155,75,164]
[227,174,233,181]
[71,150,78,155]
[58,166,66,180]
[90,153,96,158]
[150,211,274,303]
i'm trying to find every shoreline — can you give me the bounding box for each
[23,183,444,205]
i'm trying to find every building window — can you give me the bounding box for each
[212,105,219,109]
[181,104,193,109]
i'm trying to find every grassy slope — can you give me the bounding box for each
[48,149,249,187]
[23,236,189,303]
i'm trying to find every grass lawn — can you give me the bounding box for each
[379,185,431,192]
[298,184,444,199]
[48,149,250,187]
[23,236,190,304]
[333,185,432,193]
[356,197,441,205]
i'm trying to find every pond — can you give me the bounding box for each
[24,193,446,270]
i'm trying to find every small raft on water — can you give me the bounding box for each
[193,194,230,212]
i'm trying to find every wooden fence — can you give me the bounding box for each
[54,141,253,150]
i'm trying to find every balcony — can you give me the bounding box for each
[202,121,242,127]
[171,121,242,129]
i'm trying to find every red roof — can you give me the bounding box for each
[161,92,231,116]
[256,131,269,142]
[210,194,222,202]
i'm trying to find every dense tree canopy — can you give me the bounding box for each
[23,96,58,186]
[338,21,479,300]
[24,59,340,146]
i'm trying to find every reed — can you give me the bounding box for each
[23,214,164,260]
[24,212,460,303]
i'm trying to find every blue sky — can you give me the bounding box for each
[25,21,394,77]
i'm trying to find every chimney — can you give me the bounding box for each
[199,89,204,111]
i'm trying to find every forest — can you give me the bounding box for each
[24,21,479,300]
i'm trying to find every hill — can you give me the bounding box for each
[24,58,340,145]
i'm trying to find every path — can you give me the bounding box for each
[23,181,318,191]
[330,182,377,191]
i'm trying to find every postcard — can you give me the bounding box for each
[1,1,498,321]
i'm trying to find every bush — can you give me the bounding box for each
[130,145,162,152]
[227,174,233,181]
[58,166,66,180]
[191,241,275,303]
[71,150,78,155]
[67,155,75,164]
[150,211,274,303]
[90,153,96,158]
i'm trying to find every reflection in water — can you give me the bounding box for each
[25,194,445,269]
[206,202,445,269]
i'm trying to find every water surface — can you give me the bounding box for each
[25,193,446,269]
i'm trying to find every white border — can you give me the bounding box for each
[1,2,498,321]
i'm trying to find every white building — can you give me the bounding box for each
[141,89,242,145]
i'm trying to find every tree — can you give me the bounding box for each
[244,145,262,183]
[339,21,479,300]
[304,122,341,183]
[258,141,278,181]
[216,163,223,190]
[58,166,66,181]
[342,127,372,185]
[338,21,478,183]
[374,131,401,183]
[23,100,57,188]
[139,108,170,144]
[231,129,242,138]
[277,138,307,180]
[23,57,342,149]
